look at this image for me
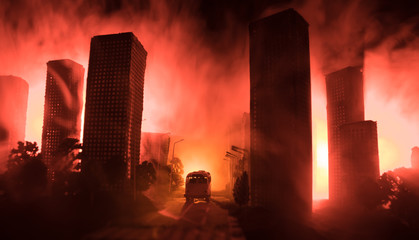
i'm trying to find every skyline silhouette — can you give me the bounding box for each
[0,0,418,200]
[1,2,419,239]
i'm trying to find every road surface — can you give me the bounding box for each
[83,196,245,240]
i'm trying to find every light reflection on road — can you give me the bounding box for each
[83,196,245,240]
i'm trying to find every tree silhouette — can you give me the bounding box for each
[136,161,156,191]
[53,138,82,173]
[52,138,83,197]
[233,171,249,207]
[378,168,419,228]
[7,141,40,169]
[5,141,47,201]
[170,157,184,191]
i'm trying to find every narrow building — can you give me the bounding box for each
[326,66,364,203]
[339,120,380,203]
[82,32,147,198]
[41,59,85,181]
[249,9,312,220]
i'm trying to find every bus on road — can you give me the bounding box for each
[184,170,211,202]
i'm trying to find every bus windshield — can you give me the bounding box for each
[185,170,211,202]
[187,175,209,184]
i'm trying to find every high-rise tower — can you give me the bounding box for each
[326,66,364,202]
[249,9,312,220]
[41,59,85,181]
[0,76,28,170]
[339,120,379,203]
[82,32,147,197]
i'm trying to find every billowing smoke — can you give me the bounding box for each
[0,0,418,193]
[0,0,250,190]
[297,0,419,198]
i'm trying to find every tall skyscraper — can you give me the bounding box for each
[0,76,29,171]
[326,66,364,202]
[249,9,312,220]
[340,120,379,203]
[82,32,147,196]
[41,59,85,181]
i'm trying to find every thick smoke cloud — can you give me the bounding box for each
[260,0,419,198]
[0,0,418,193]
[0,0,251,189]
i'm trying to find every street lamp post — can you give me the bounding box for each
[225,151,240,193]
[169,138,184,193]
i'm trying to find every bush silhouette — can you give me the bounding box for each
[233,171,249,207]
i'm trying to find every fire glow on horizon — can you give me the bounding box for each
[1,0,418,198]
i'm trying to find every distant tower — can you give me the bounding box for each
[340,121,379,203]
[0,76,28,170]
[41,59,84,181]
[411,147,419,169]
[249,9,312,220]
[326,66,364,203]
[82,32,147,197]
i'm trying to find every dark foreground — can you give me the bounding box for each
[2,194,419,240]
[0,192,245,240]
[83,195,244,240]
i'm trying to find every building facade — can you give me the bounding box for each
[339,121,379,203]
[41,59,85,181]
[140,132,170,166]
[82,32,147,197]
[249,9,312,220]
[326,66,364,202]
[0,76,28,171]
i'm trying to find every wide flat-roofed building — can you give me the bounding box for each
[140,132,170,166]
[411,147,419,170]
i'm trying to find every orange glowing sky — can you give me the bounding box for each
[1,0,419,197]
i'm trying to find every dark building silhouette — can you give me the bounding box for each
[41,59,85,181]
[241,113,250,174]
[411,146,419,169]
[249,9,312,220]
[82,32,147,197]
[340,121,379,203]
[226,113,250,196]
[0,76,28,170]
[326,66,364,203]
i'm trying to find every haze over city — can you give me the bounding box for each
[1,0,419,239]
[1,0,418,199]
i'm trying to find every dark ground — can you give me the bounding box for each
[2,192,419,240]
[0,193,158,240]
[214,198,419,240]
